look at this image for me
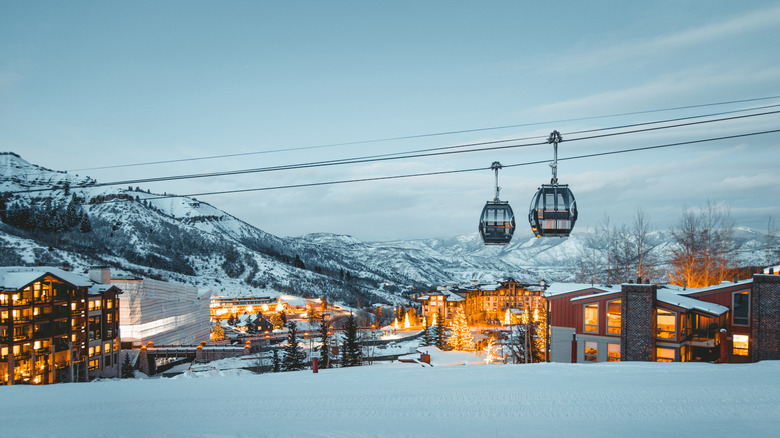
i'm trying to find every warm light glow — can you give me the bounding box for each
[483,338,498,364]
[404,313,410,329]
[503,309,512,326]
[246,306,253,313]
[733,334,749,356]
[533,308,539,323]
[393,319,399,330]
[276,303,284,312]
[262,304,269,312]
[521,311,529,325]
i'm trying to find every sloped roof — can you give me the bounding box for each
[657,289,728,316]
[0,266,92,290]
[543,283,621,298]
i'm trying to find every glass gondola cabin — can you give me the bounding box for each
[479,201,515,245]
[528,184,577,237]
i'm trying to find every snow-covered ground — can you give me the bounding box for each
[2,359,779,437]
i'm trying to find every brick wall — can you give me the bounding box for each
[751,275,780,362]
[621,284,656,361]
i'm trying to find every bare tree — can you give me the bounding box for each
[669,202,736,288]
[768,217,779,267]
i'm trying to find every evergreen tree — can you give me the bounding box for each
[446,307,475,351]
[272,348,280,373]
[210,321,225,341]
[341,313,362,367]
[121,352,134,378]
[270,312,284,330]
[420,322,434,347]
[79,214,92,233]
[433,309,447,350]
[318,316,332,369]
[281,321,306,372]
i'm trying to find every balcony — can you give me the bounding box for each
[688,325,722,348]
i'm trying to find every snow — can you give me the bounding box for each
[2,360,779,437]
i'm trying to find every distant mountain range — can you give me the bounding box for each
[1,152,774,308]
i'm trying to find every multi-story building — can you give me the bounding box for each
[544,273,780,364]
[0,266,122,385]
[111,272,211,346]
[417,280,547,325]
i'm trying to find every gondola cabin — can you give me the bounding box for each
[528,184,577,237]
[479,201,515,245]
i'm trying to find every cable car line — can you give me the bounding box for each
[68,95,780,172]
[89,128,780,204]
[10,109,780,195]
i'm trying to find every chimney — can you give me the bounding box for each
[89,266,110,284]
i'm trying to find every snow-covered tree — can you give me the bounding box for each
[121,352,134,378]
[447,307,474,351]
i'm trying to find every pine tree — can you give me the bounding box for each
[121,352,134,378]
[281,321,306,372]
[272,348,280,372]
[433,309,447,350]
[447,307,475,351]
[318,316,332,369]
[210,321,225,341]
[341,313,362,367]
[421,319,434,347]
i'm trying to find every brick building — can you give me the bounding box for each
[1,267,122,384]
[544,273,780,363]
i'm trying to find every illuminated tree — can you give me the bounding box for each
[281,321,306,372]
[447,307,474,351]
[270,312,284,330]
[210,321,225,341]
[669,203,736,288]
[503,308,513,326]
[483,338,499,364]
[531,307,548,363]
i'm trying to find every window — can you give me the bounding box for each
[584,341,598,362]
[607,343,620,362]
[733,334,749,356]
[584,304,599,333]
[106,299,113,309]
[607,300,621,335]
[656,309,676,339]
[89,359,99,371]
[733,291,750,326]
[656,347,676,362]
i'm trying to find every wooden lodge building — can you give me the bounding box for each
[544,273,780,364]
[417,280,546,326]
[1,266,122,385]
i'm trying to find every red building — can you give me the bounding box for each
[544,274,780,363]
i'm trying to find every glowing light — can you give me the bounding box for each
[404,313,410,329]
[393,319,399,330]
[262,304,269,312]
[484,338,498,364]
[246,306,253,313]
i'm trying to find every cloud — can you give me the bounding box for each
[548,5,780,73]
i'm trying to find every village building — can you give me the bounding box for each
[544,273,780,364]
[417,280,546,326]
[1,266,122,384]
[111,271,211,346]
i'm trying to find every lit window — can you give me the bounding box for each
[584,341,598,362]
[656,347,675,362]
[733,291,750,326]
[104,342,111,353]
[584,304,598,333]
[656,309,676,339]
[607,343,620,362]
[607,300,621,335]
[106,299,113,309]
[733,334,749,356]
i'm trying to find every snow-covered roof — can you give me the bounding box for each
[543,283,621,298]
[0,266,92,290]
[764,265,780,274]
[418,289,465,302]
[570,289,621,303]
[89,284,122,296]
[673,279,753,296]
[656,290,729,316]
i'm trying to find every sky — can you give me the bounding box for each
[1,1,780,241]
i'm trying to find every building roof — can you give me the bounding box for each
[543,283,621,298]
[0,266,93,290]
[672,279,753,297]
[657,289,728,316]
[417,289,466,302]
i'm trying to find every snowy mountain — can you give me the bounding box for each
[0,152,774,308]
